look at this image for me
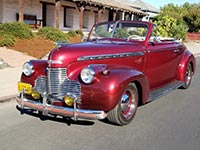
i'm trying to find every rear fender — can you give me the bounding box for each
[176,50,196,81]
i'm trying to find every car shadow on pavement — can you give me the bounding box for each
[16,105,95,126]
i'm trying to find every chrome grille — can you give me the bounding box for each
[62,80,81,99]
[34,77,47,94]
[47,68,67,96]
[47,68,81,100]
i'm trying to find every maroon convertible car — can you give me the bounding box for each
[17,20,196,126]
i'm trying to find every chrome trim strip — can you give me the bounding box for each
[16,96,107,120]
[147,48,180,53]
[77,52,144,61]
[48,60,63,65]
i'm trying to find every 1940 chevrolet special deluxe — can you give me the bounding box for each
[16,20,196,125]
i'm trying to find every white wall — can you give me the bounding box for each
[86,7,109,31]
[88,6,97,29]
[3,0,18,23]
[60,1,109,31]
[23,1,42,18]
[142,12,158,21]
[1,0,109,31]
[60,1,92,31]
[102,9,109,22]
[0,0,4,23]
[3,0,42,23]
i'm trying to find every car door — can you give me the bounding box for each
[146,42,183,90]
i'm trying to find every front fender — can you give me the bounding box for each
[74,64,149,112]
[176,50,196,81]
[21,60,48,86]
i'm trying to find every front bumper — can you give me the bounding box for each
[16,96,107,120]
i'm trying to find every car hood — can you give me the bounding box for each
[48,41,143,67]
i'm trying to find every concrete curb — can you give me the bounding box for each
[194,53,200,57]
[0,94,17,103]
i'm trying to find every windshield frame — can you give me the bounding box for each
[88,20,150,43]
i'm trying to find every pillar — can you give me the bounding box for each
[18,0,24,22]
[121,11,125,20]
[97,7,103,23]
[55,0,61,29]
[79,6,84,29]
[113,12,117,21]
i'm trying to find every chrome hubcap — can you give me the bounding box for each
[185,66,192,85]
[120,90,136,120]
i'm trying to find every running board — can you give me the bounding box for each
[148,81,184,102]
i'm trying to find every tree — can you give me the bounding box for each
[159,3,200,33]
[153,2,200,40]
[160,3,185,21]
[183,3,200,32]
[153,15,188,40]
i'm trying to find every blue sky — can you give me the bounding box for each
[131,0,200,9]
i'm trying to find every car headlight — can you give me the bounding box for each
[81,67,95,84]
[23,61,34,76]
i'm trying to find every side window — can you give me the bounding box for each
[64,7,74,28]
[83,11,89,29]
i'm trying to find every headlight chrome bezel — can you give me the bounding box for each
[80,66,96,84]
[23,61,34,76]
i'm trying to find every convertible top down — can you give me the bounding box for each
[16,20,196,125]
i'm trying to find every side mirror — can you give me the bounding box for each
[149,36,161,46]
[153,36,161,43]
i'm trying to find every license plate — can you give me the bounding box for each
[18,82,32,94]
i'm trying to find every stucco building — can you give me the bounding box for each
[0,0,158,31]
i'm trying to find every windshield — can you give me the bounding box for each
[89,21,148,42]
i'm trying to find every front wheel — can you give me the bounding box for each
[181,63,193,89]
[107,83,138,126]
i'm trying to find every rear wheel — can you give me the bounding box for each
[107,83,138,126]
[181,63,192,89]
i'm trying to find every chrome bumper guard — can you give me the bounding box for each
[16,95,107,120]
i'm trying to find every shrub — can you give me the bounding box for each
[67,30,77,37]
[0,22,34,39]
[75,29,84,37]
[95,26,111,38]
[113,28,130,38]
[38,27,68,42]
[153,15,188,40]
[172,20,188,40]
[0,34,16,47]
